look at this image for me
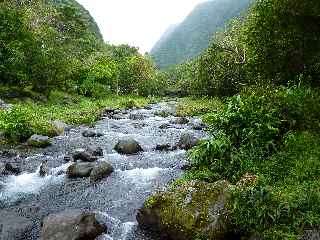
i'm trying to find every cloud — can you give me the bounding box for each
[76,0,207,53]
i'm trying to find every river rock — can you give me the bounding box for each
[72,148,99,162]
[39,160,49,177]
[129,113,145,120]
[82,129,103,138]
[88,146,104,157]
[137,180,233,240]
[90,162,114,183]
[301,230,320,240]
[177,132,200,150]
[159,123,170,129]
[40,209,105,240]
[67,162,95,178]
[51,120,68,136]
[111,114,126,120]
[170,117,189,125]
[114,138,143,155]
[27,135,52,148]
[154,144,172,152]
[191,119,205,130]
[0,210,33,240]
[5,162,21,175]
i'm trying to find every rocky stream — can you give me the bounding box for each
[0,100,208,240]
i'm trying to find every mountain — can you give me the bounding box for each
[51,0,103,41]
[151,24,178,53]
[150,0,252,68]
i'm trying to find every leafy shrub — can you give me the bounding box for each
[0,106,34,142]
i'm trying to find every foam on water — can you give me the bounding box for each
[0,162,71,201]
[118,167,166,185]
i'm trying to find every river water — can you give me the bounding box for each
[0,100,207,240]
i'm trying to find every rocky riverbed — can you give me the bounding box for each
[0,100,208,240]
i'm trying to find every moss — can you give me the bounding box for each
[139,180,233,240]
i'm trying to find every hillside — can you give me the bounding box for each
[151,0,252,68]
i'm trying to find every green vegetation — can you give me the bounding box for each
[0,93,150,143]
[158,0,320,239]
[151,0,252,68]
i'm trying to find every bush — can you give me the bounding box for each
[0,107,34,142]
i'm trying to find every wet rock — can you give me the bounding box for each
[64,154,73,162]
[27,135,52,148]
[137,180,233,240]
[177,132,200,150]
[191,119,205,130]
[0,162,6,175]
[39,160,49,177]
[51,120,68,136]
[88,146,104,157]
[110,114,126,120]
[82,129,103,138]
[104,107,115,114]
[72,149,98,162]
[301,230,320,240]
[170,117,189,125]
[145,105,153,110]
[5,162,21,175]
[129,113,145,120]
[154,111,170,118]
[114,138,143,155]
[154,144,171,152]
[90,162,114,183]
[132,122,147,129]
[67,162,95,178]
[159,123,170,129]
[0,210,33,240]
[40,209,105,240]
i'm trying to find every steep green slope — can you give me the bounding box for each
[51,0,103,40]
[151,0,252,68]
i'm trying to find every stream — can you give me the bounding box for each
[0,100,207,240]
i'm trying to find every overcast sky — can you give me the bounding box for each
[76,0,207,53]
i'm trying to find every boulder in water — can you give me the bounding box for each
[129,113,145,120]
[51,120,69,136]
[82,129,103,138]
[39,160,49,177]
[40,209,105,240]
[159,123,170,129]
[114,138,143,155]
[4,162,21,175]
[177,132,200,150]
[137,180,233,240]
[191,119,205,130]
[27,135,52,148]
[170,117,189,125]
[90,162,114,183]
[87,146,104,157]
[154,144,172,152]
[72,149,98,162]
[0,210,33,240]
[67,162,95,178]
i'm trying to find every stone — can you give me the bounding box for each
[159,123,170,129]
[114,138,143,155]
[111,114,126,120]
[170,117,189,125]
[5,162,21,174]
[82,129,103,138]
[191,119,205,130]
[88,147,104,157]
[301,230,320,240]
[137,180,233,240]
[40,209,105,240]
[0,210,33,240]
[129,113,145,120]
[177,132,200,150]
[39,160,49,177]
[90,162,114,183]
[154,111,170,118]
[64,154,73,162]
[154,144,171,152]
[27,135,52,148]
[51,120,68,136]
[67,162,96,178]
[72,149,98,162]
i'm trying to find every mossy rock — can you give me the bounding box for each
[137,180,236,240]
[27,135,52,148]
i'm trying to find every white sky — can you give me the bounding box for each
[76,0,207,53]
